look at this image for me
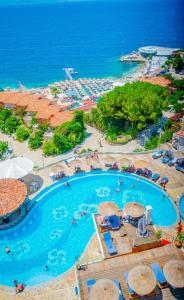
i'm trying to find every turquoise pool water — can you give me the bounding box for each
[0,171,177,286]
[179,194,184,220]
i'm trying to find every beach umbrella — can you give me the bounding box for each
[50,164,65,174]
[0,157,33,179]
[128,265,157,296]
[163,260,184,288]
[123,202,145,218]
[103,155,115,164]
[89,278,119,300]
[134,160,150,169]
[117,157,131,166]
[98,201,118,216]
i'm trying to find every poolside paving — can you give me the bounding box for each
[1,147,184,299]
[78,244,184,300]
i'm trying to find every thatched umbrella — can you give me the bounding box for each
[89,278,119,300]
[50,164,65,174]
[98,201,118,216]
[134,160,150,169]
[68,159,81,168]
[123,202,145,218]
[103,155,115,164]
[163,260,184,288]
[128,265,157,296]
[117,157,131,166]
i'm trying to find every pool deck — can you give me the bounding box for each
[1,151,184,299]
[78,244,184,300]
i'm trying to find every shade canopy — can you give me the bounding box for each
[128,265,157,296]
[0,179,27,217]
[123,202,145,218]
[50,164,65,174]
[134,160,150,169]
[163,260,184,288]
[118,157,131,166]
[0,157,33,179]
[89,278,119,300]
[98,201,118,216]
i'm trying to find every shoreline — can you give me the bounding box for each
[1,61,146,92]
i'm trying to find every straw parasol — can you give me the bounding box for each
[0,157,33,179]
[134,159,150,169]
[98,201,118,216]
[89,278,119,300]
[128,265,157,296]
[123,202,145,218]
[163,260,184,288]
[69,159,81,168]
[103,155,115,164]
[117,157,131,166]
[50,164,65,174]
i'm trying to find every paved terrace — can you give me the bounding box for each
[78,244,184,300]
[0,147,183,299]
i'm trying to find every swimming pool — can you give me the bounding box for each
[179,194,184,220]
[0,171,177,286]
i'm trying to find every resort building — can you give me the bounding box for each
[138,46,179,58]
[0,92,74,127]
[0,178,28,229]
[173,121,184,153]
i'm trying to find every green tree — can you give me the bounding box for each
[15,126,31,142]
[172,54,184,72]
[43,140,59,156]
[28,131,43,150]
[89,82,168,135]
[50,86,59,97]
[0,141,8,159]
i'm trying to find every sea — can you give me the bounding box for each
[0,0,183,89]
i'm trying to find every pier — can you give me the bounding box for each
[63,68,74,80]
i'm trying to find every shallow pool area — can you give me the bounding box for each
[0,171,177,286]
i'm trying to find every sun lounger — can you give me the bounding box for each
[160,176,169,184]
[151,263,167,288]
[108,215,121,230]
[124,272,135,296]
[103,232,117,255]
[113,280,125,300]
[86,279,96,294]
[151,173,160,181]
[152,150,164,159]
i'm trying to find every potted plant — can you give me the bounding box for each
[174,232,184,248]
[156,230,162,239]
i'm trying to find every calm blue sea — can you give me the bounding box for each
[0,0,183,88]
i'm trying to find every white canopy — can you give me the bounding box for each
[0,157,33,179]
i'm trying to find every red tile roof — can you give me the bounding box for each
[139,76,171,87]
[0,179,27,217]
[176,130,184,138]
[0,92,73,127]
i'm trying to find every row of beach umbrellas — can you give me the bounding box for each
[89,260,184,300]
[98,201,145,218]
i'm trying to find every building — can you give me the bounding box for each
[172,121,184,153]
[0,179,28,229]
[138,46,179,58]
[0,92,73,127]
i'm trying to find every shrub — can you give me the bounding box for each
[160,129,174,144]
[15,126,31,142]
[0,141,8,159]
[144,136,159,150]
[43,140,59,156]
[28,131,43,150]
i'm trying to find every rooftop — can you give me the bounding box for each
[139,76,171,87]
[175,130,184,138]
[139,46,179,56]
[0,178,27,217]
[0,92,73,127]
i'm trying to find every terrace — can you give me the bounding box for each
[78,244,184,300]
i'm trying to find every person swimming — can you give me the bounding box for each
[72,218,76,224]
[131,183,136,188]
[64,182,70,187]
[5,246,11,254]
